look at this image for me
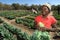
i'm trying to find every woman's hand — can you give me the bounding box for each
[37,27,46,31]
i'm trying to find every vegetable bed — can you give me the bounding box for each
[15,18,35,28]
[0,22,51,40]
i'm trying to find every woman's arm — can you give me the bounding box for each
[51,22,57,28]
[34,21,59,32]
[45,22,59,32]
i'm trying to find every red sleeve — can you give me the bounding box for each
[51,16,57,24]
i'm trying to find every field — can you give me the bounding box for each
[0,10,60,40]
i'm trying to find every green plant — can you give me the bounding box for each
[15,18,35,28]
[30,30,50,40]
[2,22,51,40]
[54,15,60,20]
[5,15,16,20]
[25,17,35,20]
[3,23,30,40]
[0,25,17,40]
[0,18,3,23]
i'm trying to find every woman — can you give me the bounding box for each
[34,3,58,40]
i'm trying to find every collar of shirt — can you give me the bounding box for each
[41,15,49,19]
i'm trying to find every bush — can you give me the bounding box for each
[0,25,17,40]
[30,30,50,40]
[15,18,35,28]
[3,23,30,40]
[0,18,3,23]
[54,15,60,20]
[5,15,16,20]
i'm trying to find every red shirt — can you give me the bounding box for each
[35,15,57,29]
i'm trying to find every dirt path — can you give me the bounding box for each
[0,17,34,35]
[16,15,30,18]
[20,15,30,18]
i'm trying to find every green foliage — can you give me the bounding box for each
[25,16,35,20]
[53,11,60,20]
[30,30,50,40]
[0,22,51,40]
[3,23,30,40]
[55,15,60,20]
[5,15,16,20]
[0,10,33,17]
[0,25,17,40]
[15,18,35,28]
[0,18,3,23]
[53,11,60,26]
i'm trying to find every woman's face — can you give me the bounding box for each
[42,6,49,16]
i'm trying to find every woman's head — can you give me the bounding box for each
[41,3,51,16]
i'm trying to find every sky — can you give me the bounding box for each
[0,0,60,5]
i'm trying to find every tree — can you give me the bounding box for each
[12,3,20,10]
[3,4,12,10]
[57,5,60,15]
[0,2,3,10]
